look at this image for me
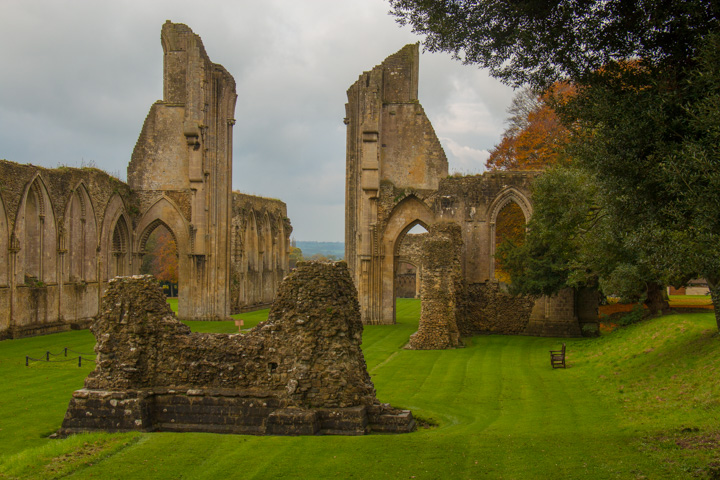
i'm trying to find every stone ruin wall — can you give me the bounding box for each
[0,160,134,339]
[345,43,449,325]
[0,159,292,339]
[230,192,292,312]
[0,22,292,339]
[345,44,585,341]
[61,264,415,436]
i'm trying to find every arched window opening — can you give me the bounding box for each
[494,201,526,283]
[140,224,179,298]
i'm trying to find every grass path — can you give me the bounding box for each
[1,300,719,478]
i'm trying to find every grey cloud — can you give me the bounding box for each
[0,0,514,241]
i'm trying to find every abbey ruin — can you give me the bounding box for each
[0,22,290,339]
[345,44,596,341]
[0,25,595,344]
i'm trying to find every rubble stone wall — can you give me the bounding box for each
[406,223,463,349]
[61,264,415,436]
[456,282,536,336]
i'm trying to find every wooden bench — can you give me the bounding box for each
[550,343,566,369]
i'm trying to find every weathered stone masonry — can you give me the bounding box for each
[60,265,415,436]
[0,22,291,339]
[345,44,583,339]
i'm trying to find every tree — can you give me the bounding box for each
[139,226,178,296]
[390,0,719,89]
[486,83,573,171]
[289,246,303,269]
[497,165,670,314]
[391,0,720,328]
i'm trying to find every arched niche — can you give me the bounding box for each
[100,193,132,280]
[275,219,285,271]
[0,194,8,286]
[14,176,58,284]
[63,183,98,283]
[486,187,532,280]
[262,213,273,272]
[244,211,259,273]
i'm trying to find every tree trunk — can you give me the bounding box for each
[644,282,670,315]
[707,278,720,333]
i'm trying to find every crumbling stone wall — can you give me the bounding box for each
[230,192,291,312]
[61,264,415,436]
[406,223,463,349]
[456,283,536,335]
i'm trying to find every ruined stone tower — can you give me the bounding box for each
[345,44,448,325]
[128,21,237,320]
[345,45,585,337]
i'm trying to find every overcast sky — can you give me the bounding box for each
[0,0,515,242]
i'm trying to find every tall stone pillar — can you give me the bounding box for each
[128,22,237,320]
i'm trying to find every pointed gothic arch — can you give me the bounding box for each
[100,193,132,280]
[0,194,9,287]
[486,187,533,280]
[15,175,58,284]
[375,195,437,324]
[63,182,98,283]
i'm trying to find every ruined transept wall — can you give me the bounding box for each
[128,21,237,321]
[0,22,291,339]
[345,45,582,338]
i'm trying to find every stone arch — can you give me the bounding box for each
[0,194,9,287]
[134,197,189,255]
[134,197,190,315]
[14,175,57,284]
[486,187,532,280]
[377,195,436,324]
[100,193,132,280]
[63,182,98,283]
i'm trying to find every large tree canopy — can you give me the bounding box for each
[390,0,720,88]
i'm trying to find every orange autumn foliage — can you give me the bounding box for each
[486,82,575,171]
[142,226,178,284]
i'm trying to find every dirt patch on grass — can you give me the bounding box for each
[674,430,720,451]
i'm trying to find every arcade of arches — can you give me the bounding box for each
[345,44,594,340]
[0,23,290,339]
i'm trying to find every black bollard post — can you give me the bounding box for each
[78,356,82,367]
[46,351,50,361]
[25,356,29,367]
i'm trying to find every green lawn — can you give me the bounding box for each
[1,300,719,479]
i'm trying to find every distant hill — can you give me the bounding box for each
[295,241,344,259]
